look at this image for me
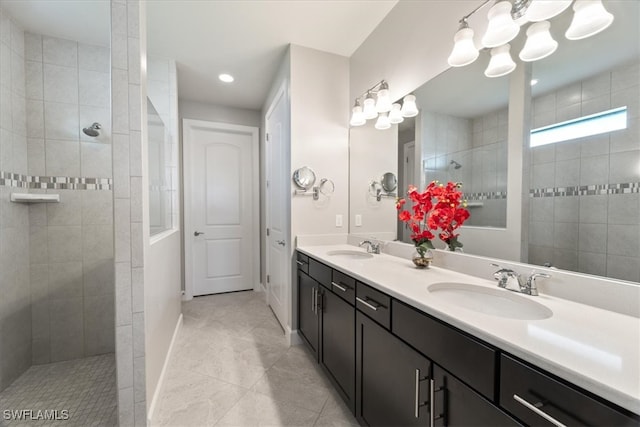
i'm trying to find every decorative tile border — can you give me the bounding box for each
[0,171,112,190]
[464,191,508,201]
[530,183,640,198]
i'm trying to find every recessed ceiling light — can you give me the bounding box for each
[530,79,539,86]
[218,73,234,83]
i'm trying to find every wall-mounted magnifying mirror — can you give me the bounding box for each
[293,166,316,190]
[380,172,397,193]
[319,178,335,196]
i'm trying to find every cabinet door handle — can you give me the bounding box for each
[414,369,421,418]
[513,394,567,427]
[331,281,348,292]
[311,287,316,315]
[356,296,380,311]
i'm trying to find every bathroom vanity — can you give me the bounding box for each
[296,245,639,426]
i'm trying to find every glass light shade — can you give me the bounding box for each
[448,26,479,67]
[375,112,391,130]
[482,1,520,48]
[485,44,516,78]
[566,0,614,40]
[519,21,558,62]
[524,0,572,22]
[363,94,377,120]
[375,88,392,113]
[400,94,419,117]
[389,103,404,124]
[350,104,366,127]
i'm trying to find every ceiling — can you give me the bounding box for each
[3,0,397,111]
[146,0,398,110]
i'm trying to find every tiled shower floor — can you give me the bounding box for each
[0,354,117,427]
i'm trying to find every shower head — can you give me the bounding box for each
[450,160,462,170]
[83,122,102,137]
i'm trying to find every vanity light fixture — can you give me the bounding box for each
[447,0,615,77]
[349,80,418,129]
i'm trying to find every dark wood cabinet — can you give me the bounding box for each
[320,288,355,411]
[356,311,431,426]
[500,355,638,426]
[432,364,520,427]
[297,270,320,359]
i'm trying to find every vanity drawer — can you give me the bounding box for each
[392,300,497,401]
[296,252,309,274]
[500,354,638,426]
[331,270,356,305]
[356,282,391,329]
[309,258,331,289]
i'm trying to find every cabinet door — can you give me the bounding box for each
[433,365,520,427]
[321,289,355,412]
[356,312,431,427]
[298,271,319,359]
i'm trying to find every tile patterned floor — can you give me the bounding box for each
[0,354,117,427]
[152,290,359,427]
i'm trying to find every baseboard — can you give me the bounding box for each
[288,328,303,346]
[147,313,183,425]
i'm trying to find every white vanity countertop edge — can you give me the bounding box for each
[297,244,640,415]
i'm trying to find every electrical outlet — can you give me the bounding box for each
[336,214,343,227]
[355,214,362,227]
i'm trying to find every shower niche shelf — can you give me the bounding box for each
[10,193,60,204]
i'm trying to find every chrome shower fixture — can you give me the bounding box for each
[83,122,102,137]
[450,160,462,169]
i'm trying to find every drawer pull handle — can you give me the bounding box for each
[356,296,380,311]
[296,260,305,266]
[513,394,567,427]
[331,281,348,292]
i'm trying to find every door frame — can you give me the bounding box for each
[182,119,260,300]
[264,81,291,333]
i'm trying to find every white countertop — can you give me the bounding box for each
[297,244,640,415]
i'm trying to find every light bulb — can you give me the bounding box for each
[400,94,419,117]
[375,112,391,130]
[448,22,479,67]
[524,0,572,22]
[519,21,558,62]
[482,1,520,48]
[485,44,516,78]
[389,103,404,124]
[566,0,614,40]
[350,100,366,126]
[363,92,377,120]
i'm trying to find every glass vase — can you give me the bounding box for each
[412,248,433,269]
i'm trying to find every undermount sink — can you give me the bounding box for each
[427,282,553,320]
[326,250,374,260]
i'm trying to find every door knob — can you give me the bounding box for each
[277,240,286,246]
[194,231,204,236]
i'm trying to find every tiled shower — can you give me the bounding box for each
[0,5,117,424]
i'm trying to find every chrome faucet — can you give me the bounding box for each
[491,263,551,296]
[359,240,381,254]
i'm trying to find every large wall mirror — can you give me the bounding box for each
[348,0,638,284]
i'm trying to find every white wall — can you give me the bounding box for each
[180,100,260,128]
[350,1,484,103]
[349,121,398,240]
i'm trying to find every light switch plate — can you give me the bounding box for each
[336,214,343,227]
[355,214,362,227]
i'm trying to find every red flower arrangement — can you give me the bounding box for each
[396,181,471,254]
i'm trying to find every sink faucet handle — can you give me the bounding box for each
[491,263,520,289]
[526,272,551,296]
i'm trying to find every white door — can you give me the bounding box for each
[402,141,415,243]
[265,84,289,330]
[183,120,259,296]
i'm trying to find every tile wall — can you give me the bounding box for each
[24,32,115,364]
[0,6,31,392]
[529,61,640,282]
[421,108,508,227]
[110,0,147,424]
